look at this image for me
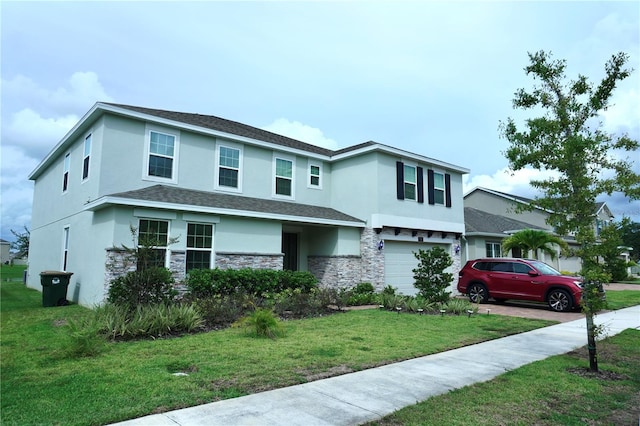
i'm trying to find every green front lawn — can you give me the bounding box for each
[1,282,554,426]
[0,264,27,282]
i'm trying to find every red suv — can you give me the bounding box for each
[457,258,585,312]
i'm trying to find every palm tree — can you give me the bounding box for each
[501,229,568,260]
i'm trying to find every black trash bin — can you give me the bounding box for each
[40,271,73,307]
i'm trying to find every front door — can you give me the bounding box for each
[282,232,298,271]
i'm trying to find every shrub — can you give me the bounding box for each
[443,299,475,315]
[185,268,318,298]
[193,294,249,328]
[233,308,285,338]
[65,317,107,358]
[273,288,326,318]
[107,267,177,308]
[412,247,453,303]
[92,303,204,340]
[346,282,378,306]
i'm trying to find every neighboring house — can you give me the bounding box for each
[27,102,469,306]
[462,187,615,273]
[0,239,10,264]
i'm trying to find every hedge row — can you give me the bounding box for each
[185,268,318,298]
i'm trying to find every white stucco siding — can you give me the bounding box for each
[330,152,380,220]
[215,217,282,254]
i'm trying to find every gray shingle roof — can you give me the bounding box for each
[464,207,545,234]
[104,103,334,156]
[107,185,364,225]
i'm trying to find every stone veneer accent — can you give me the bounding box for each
[104,248,137,301]
[215,252,283,270]
[308,255,362,290]
[359,227,385,290]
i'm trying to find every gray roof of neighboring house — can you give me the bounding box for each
[104,103,334,156]
[464,207,545,235]
[103,185,365,225]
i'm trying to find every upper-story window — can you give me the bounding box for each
[216,144,242,191]
[427,169,452,207]
[82,133,92,181]
[308,162,321,189]
[396,161,423,202]
[144,127,179,183]
[432,172,445,204]
[63,153,70,192]
[403,165,417,201]
[274,156,294,198]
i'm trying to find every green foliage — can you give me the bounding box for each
[186,268,318,298]
[412,247,453,303]
[107,267,177,308]
[65,317,107,358]
[9,226,30,258]
[381,285,397,295]
[619,218,640,262]
[272,287,329,317]
[345,282,378,306]
[233,308,285,339]
[443,299,476,315]
[500,50,639,372]
[596,222,629,281]
[193,294,249,327]
[501,229,568,259]
[94,303,204,340]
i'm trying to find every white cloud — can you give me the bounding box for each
[602,88,640,135]
[0,146,37,239]
[4,108,79,158]
[262,119,339,150]
[2,72,113,116]
[463,167,559,198]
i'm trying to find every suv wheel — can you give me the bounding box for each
[468,283,489,304]
[547,289,572,312]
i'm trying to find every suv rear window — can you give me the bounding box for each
[490,262,512,272]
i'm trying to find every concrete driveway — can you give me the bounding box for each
[473,283,639,323]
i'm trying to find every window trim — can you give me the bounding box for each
[143,126,180,184]
[82,133,92,181]
[62,153,70,193]
[427,169,451,207]
[307,161,322,189]
[396,161,424,203]
[62,226,70,271]
[485,241,502,258]
[186,222,214,272]
[137,218,170,269]
[403,164,417,201]
[273,154,295,199]
[214,143,243,192]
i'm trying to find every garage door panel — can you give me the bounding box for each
[384,242,448,296]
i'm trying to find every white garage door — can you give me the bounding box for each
[384,241,449,296]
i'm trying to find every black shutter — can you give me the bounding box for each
[396,161,404,200]
[417,166,424,203]
[427,169,435,205]
[445,173,452,207]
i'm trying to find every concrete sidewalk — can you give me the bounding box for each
[112,305,640,426]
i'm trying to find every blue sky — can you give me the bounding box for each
[1,1,639,242]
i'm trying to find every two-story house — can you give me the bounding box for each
[26,103,469,306]
[463,187,615,273]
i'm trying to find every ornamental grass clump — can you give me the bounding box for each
[233,308,285,339]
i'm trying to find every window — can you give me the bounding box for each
[427,170,451,207]
[403,165,417,201]
[486,242,502,258]
[145,129,178,181]
[186,223,213,272]
[433,172,445,205]
[513,263,533,274]
[396,161,424,202]
[274,157,294,197]
[62,226,70,271]
[82,134,91,180]
[137,219,169,269]
[63,153,70,192]
[309,163,321,188]
[216,145,241,190]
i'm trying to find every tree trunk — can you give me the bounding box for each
[585,312,598,372]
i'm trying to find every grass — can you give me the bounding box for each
[0,264,27,282]
[1,282,555,426]
[368,329,640,425]
[605,290,640,310]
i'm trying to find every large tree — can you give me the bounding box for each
[10,226,30,258]
[501,229,568,260]
[501,51,640,372]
